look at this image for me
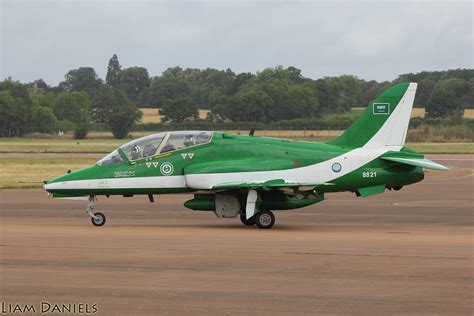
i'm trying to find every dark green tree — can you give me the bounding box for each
[0,79,32,136]
[222,88,274,122]
[0,78,33,107]
[53,91,89,123]
[91,84,128,122]
[231,72,254,94]
[287,66,305,83]
[59,67,102,98]
[462,78,474,109]
[426,78,469,118]
[53,91,91,138]
[213,66,319,122]
[117,67,150,105]
[313,75,362,114]
[144,76,191,108]
[358,80,391,106]
[107,106,143,139]
[106,54,122,87]
[284,83,319,118]
[32,106,58,133]
[73,110,91,139]
[160,97,198,123]
[30,91,57,108]
[92,85,142,138]
[0,90,29,137]
[415,77,437,107]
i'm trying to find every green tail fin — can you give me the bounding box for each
[328,82,417,149]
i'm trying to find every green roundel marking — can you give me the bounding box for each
[160,162,174,175]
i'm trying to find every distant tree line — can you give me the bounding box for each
[0,53,472,138]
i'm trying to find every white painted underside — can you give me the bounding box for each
[44,83,416,192]
[44,175,186,191]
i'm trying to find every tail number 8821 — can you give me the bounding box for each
[362,171,377,178]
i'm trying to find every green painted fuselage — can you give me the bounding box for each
[45,132,424,196]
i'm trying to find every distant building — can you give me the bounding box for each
[25,79,48,92]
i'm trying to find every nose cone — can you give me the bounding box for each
[43,164,98,193]
[43,172,75,192]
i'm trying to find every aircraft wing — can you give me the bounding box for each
[380,155,449,170]
[212,179,333,191]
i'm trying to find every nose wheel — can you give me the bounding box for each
[86,196,107,227]
[91,212,106,226]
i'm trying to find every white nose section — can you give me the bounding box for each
[43,182,67,191]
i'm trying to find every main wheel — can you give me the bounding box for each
[240,214,256,226]
[255,210,275,229]
[91,212,106,227]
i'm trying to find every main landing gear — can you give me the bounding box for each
[240,210,275,229]
[86,195,106,227]
[240,214,256,226]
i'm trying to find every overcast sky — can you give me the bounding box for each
[1,0,472,85]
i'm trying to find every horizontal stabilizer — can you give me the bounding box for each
[212,179,333,191]
[381,156,449,170]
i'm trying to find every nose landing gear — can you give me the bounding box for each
[86,195,107,227]
[90,211,106,226]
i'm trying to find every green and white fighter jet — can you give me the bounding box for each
[44,82,448,229]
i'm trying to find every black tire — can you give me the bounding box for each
[255,210,275,229]
[91,212,106,227]
[240,214,256,226]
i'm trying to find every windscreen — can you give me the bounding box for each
[97,149,123,166]
[98,131,213,164]
[120,133,166,161]
[159,131,212,154]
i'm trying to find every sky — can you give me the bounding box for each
[1,0,472,85]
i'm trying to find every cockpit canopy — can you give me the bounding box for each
[97,131,213,165]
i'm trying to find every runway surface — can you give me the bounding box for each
[1,154,473,315]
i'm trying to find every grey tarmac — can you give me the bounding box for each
[0,154,472,315]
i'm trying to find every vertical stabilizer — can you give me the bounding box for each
[328,82,417,149]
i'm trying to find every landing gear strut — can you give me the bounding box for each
[240,214,256,226]
[86,195,106,227]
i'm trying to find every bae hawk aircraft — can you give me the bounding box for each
[44,82,448,229]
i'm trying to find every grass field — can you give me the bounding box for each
[0,156,98,189]
[405,142,474,154]
[139,107,472,124]
[0,137,124,153]
[464,109,474,119]
[0,137,472,189]
[0,131,341,153]
[353,107,428,118]
[1,135,473,154]
[140,108,210,123]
